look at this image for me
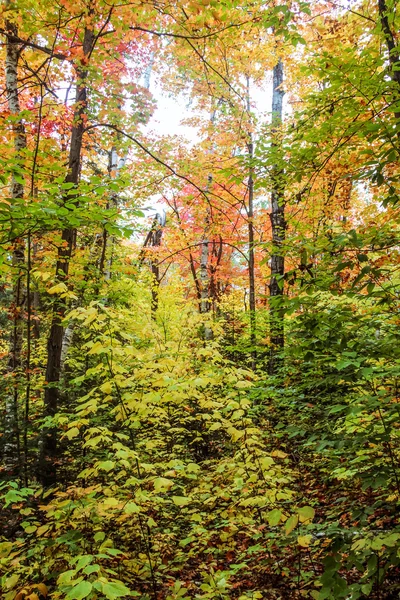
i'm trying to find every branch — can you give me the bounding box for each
[84,122,212,202]
[0,29,67,60]
[157,240,249,266]
[128,20,253,41]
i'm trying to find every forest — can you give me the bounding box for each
[1,0,400,598]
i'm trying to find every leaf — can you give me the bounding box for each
[351,538,366,551]
[75,555,93,571]
[36,524,50,536]
[361,583,373,595]
[285,515,299,535]
[153,477,173,493]
[101,581,132,600]
[103,497,120,507]
[100,381,113,394]
[65,427,80,440]
[298,506,315,523]
[98,460,115,472]
[47,282,68,294]
[5,574,20,590]
[298,534,312,547]
[124,502,141,514]
[209,422,222,431]
[172,495,190,506]
[65,581,92,600]
[235,380,253,388]
[271,449,287,458]
[25,525,37,534]
[267,509,282,526]
[0,542,12,558]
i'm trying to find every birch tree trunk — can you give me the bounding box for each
[3,12,27,476]
[38,23,95,487]
[268,59,285,375]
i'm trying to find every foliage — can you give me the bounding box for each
[1,0,400,598]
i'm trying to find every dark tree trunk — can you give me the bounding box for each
[38,24,94,487]
[378,0,400,124]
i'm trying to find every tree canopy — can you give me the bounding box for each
[1,0,400,598]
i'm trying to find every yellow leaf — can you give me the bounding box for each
[100,381,113,394]
[65,427,80,440]
[88,341,103,355]
[285,515,299,535]
[5,574,20,590]
[298,535,312,547]
[271,450,288,458]
[47,282,68,294]
[153,477,173,493]
[235,380,253,388]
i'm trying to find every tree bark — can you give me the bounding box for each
[268,59,285,375]
[3,12,27,477]
[246,76,256,367]
[38,23,94,487]
[378,0,400,123]
[200,103,220,340]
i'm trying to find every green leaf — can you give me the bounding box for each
[267,509,282,526]
[172,495,190,506]
[285,515,299,535]
[75,555,93,571]
[0,542,12,558]
[5,574,20,590]
[361,583,373,595]
[153,477,173,493]
[65,580,92,600]
[98,460,115,472]
[124,501,141,514]
[102,581,132,599]
[298,506,315,523]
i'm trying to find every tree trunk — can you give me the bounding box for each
[268,59,285,375]
[3,13,27,477]
[246,76,256,367]
[200,104,220,340]
[378,0,400,123]
[200,201,211,316]
[38,24,94,487]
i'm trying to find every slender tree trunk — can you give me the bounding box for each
[200,104,220,340]
[378,0,400,123]
[167,200,201,305]
[246,76,256,367]
[149,214,164,316]
[38,24,94,487]
[200,198,211,316]
[268,59,285,375]
[3,13,27,477]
